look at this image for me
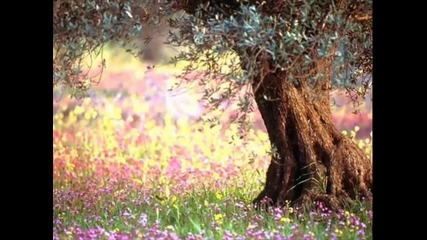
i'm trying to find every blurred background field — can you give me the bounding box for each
[54,43,372,138]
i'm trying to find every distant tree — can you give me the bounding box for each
[54,0,372,209]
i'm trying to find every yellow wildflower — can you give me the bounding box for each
[166,225,175,231]
[214,214,223,225]
[73,106,84,115]
[335,229,343,236]
[247,224,256,230]
[213,172,220,180]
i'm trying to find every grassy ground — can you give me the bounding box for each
[53,46,372,240]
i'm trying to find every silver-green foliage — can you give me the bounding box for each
[54,0,371,129]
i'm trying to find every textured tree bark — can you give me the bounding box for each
[251,69,372,209]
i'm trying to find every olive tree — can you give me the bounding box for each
[54,0,372,209]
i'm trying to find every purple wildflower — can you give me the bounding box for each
[139,213,148,227]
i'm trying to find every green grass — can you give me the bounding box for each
[54,179,372,239]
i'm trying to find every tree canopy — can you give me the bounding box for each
[54,0,371,128]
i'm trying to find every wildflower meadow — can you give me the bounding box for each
[53,49,372,240]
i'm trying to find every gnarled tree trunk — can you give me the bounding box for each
[251,68,372,209]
